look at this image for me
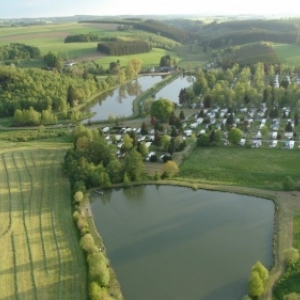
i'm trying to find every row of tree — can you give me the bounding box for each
[64,32,102,43]
[97,41,151,56]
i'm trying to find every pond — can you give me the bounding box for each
[154,74,195,103]
[91,185,274,300]
[84,75,163,123]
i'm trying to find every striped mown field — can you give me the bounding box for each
[0,147,87,300]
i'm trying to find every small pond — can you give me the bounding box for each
[91,185,274,300]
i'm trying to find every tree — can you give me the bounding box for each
[228,128,242,145]
[127,58,143,78]
[140,121,148,135]
[122,133,133,151]
[248,270,264,298]
[179,110,185,120]
[150,98,174,122]
[160,55,171,67]
[138,141,149,158]
[284,248,300,266]
[43,51,62,70]
[74,191,84,203]
[87,253,110,287]
[161,161,179,177]
[106,158,123,183]
[67,85,76,108]
[80,234,98,254]
[197,134,210,147]
[252,261,269,283]
[123,149,145,181]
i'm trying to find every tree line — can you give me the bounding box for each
[0,43,41,61]
[64,32,103,43]
[97,40,151,56]
[202,30,298,49]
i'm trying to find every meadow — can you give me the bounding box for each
[274,44,300,65]
[179,146,300,190]
[0,146,87,300]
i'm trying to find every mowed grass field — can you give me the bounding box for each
[273,44,300,65]
[0,147,87,300]
[179,146,300,190]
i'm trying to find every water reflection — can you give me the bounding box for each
[84,76,163,122]
[91,186,274,300]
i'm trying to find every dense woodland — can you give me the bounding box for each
[0,43,41,60]
[97,40,151,55]
[0,65,116,121]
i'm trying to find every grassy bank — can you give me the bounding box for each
[0,146,87,299]
[273,215,300,299]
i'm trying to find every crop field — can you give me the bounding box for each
[273,44,300,65]
[0,22,127,58]
[0,147,87,300]
[179,146,300,190]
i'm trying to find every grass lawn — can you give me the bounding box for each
[273,44,300,65]
[179,146,300,190]
[0,146,87,300]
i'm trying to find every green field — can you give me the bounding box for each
[179,147,300,190]
[274,44,300,65]
[0,146,87,300]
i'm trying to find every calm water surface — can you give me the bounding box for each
[154,75,195,103]
[91,185,274,300]
[86,76,162,122]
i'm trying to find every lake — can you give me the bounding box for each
[91,185,274,300]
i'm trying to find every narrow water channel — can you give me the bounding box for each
[91,185,274,300]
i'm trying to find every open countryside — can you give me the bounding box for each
[1,12,300,300]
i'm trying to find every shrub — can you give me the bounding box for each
[88,253,110,288]
[74,191,84,203]
[80,234,98,254]
[284,248,300,266]
[283,176,295,191]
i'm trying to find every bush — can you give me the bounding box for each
[284,248,300,266]
[283,176,295,191]
[80,234,98,254]
[74,191,84,203]
[88,253,110,288]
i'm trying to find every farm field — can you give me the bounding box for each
[179,146,300,190]
[273,44,300,65]
[0,146,87,300]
